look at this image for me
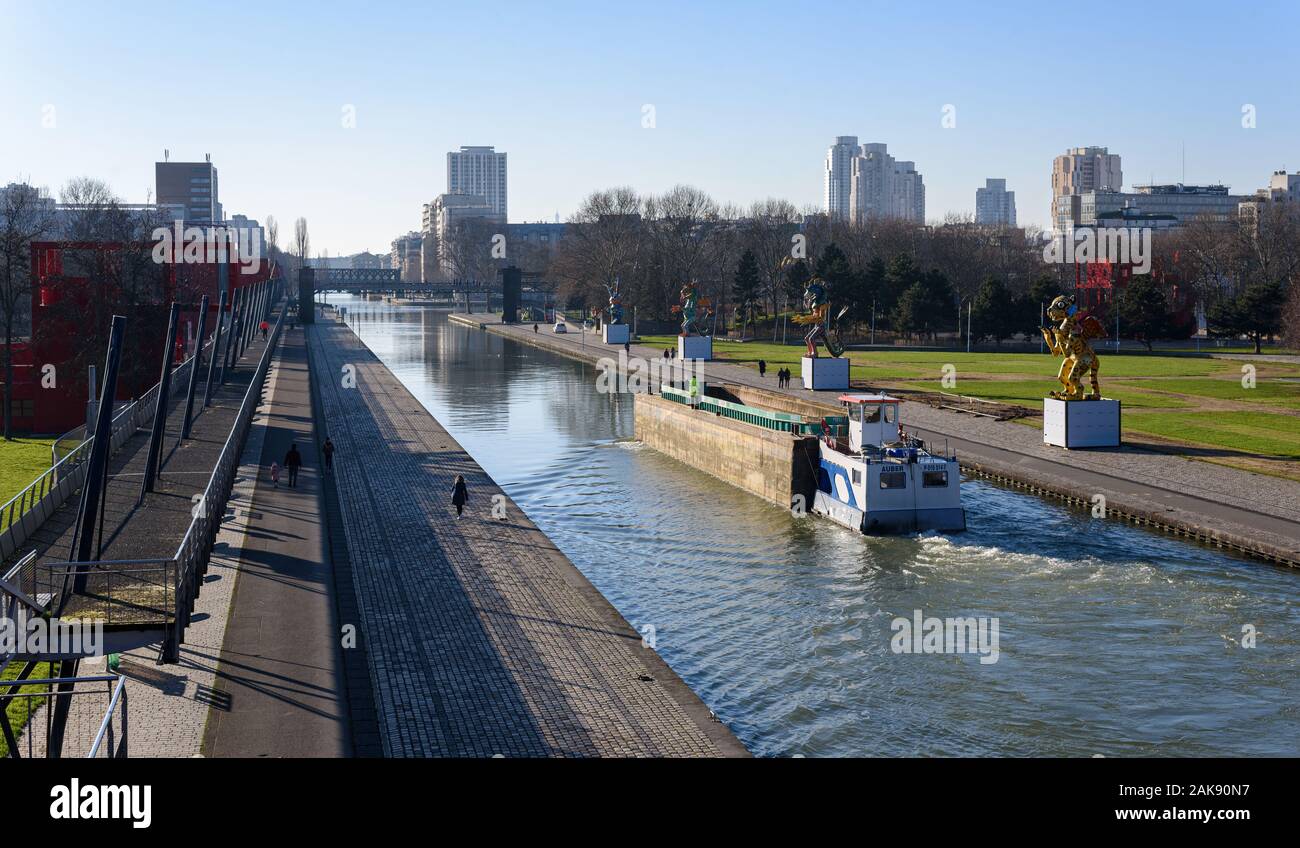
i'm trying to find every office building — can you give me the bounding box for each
[155,157,221,223]
[447,146,508,220]
[975,178,1016,226]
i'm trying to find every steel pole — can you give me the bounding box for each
[203,289,227,407]
[140,302,181,497]
[180,294,209,439]
[219,287,239,384]
[72,315,126,569]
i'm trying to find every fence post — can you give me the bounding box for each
[140,302,181,498]
[203,289,227,407]
[180,294,209,439]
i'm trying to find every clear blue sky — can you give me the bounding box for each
[2,0,1296,255]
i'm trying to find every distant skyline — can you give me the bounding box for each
[2,0,1297,255]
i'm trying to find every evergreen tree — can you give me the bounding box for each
[731,249,761,339]
[971,275,1014,345]
[1208,280,1286,354]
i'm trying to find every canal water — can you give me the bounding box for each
[334,297,1298,757]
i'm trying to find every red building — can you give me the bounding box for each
[4,240,276,435]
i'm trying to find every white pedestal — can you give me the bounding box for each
[678,335,712,360]
[603,323,630,344]
[1043,398,1121,448]
[801,355,849,390]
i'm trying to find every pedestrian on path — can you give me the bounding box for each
[452,474,469,518]
[284,443,303,487]
[270,461,281,488]
[260,319,269,340]
[624,340,631,355]
[758,359,767,379]
[322,438,335,471]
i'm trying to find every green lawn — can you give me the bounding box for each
[0,661,52,758]
[0,438,54,512]
[1120,377,1300,407]
[909,379,1191,409]
[1123,411,1300,460]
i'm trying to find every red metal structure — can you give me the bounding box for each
[5,240,275,434]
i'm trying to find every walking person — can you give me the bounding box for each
[284,443,303,488]
[758,359,767,380]
[260,319,269,340]
[322,437,335,472]
[270,461,281,488]
[624,340,631,355]
[451,474,469,519]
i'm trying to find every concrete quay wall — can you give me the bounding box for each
[634,393,818,511]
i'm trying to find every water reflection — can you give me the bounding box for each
[336,297,1299,757]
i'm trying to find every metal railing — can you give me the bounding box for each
[0,673,128,758]
[171,303,284,650]
[661,386,847,436]
[1,293,282,656]
[0,351,200,560]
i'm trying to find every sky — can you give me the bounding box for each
[2,0,1297,256]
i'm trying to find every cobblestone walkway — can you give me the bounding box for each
[307,320,746,757]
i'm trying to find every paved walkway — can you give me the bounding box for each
[202,325,349,757]
[307,319,747,757]
[451,313,1300,567]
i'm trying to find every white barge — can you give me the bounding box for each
[812,394,966,533]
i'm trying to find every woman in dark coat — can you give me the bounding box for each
[451,475,468,518]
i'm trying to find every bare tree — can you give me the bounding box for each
[47,177,171,400]
[265,215,279,254]
[293,217,310,269]
[0,182,56,438]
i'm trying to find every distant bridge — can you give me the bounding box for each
[311,268,508,295]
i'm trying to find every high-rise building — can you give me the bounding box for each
[1051,146,1122,232]
[824,136,859,221]
[447,146,507,220]
[429,193,501,278]
[975,178,1016,227]
[848,142,925,224]
[155,157,221,223]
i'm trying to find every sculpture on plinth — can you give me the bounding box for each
[790,275,845,358]
[1039,294,1104,400]
[604,279,625,325]
[672,280,713,337]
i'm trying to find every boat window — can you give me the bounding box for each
[923,469,948,488]
[862,405,881,423]
[883,404,896,424]
[848,403,860,422]
[852,468,861,484]
[879,471,907,489]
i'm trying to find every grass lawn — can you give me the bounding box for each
[1123,411,1300,460]
[0,437,54,511]
[907,379,1192,409]
[0,661,52,758]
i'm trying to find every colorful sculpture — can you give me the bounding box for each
[672,280,713,336]
[1039,294,1104,400]
[790,275,845,358]
[604,279,625,325]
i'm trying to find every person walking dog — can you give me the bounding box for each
[284,443,303,488]
[452,475,469,518]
